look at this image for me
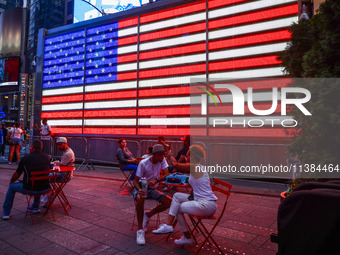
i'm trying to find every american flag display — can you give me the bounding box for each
[41,0,298,137]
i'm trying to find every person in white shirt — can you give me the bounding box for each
[35,119,51,136]
[152,145,217,246]
[133,144,171,246]
[8,122,24,165]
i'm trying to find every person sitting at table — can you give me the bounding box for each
[141,146,153,159]
[116,138,138,180]
[55,137,75,181]
[133,144,172,246]
[41,137,75,207]
[2,140,50,220]
[152,145,217,246]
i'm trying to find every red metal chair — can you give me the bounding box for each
[188,178,232,255]
[118,162,134,188]
[25,170,58,225]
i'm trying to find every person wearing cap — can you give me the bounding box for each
[40,137,75,207]
[133,144,172,246]
[55,137,75,181]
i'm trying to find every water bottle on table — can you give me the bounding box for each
[53,160,60,171]
[140,177,148,198]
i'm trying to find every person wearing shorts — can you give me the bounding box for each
[8,122,23,165]
[132,144,171,246]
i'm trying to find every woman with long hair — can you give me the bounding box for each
[152,145,217,245]
[8,122,23,165]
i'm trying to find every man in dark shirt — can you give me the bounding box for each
[2,140,51,220]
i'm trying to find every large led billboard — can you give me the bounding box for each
[42,0,299,137]
[0,57,20,86]
[74,0,150,23]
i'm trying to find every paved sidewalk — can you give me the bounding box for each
[0,164,281,255]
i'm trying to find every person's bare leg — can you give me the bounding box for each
[9,146,14,163]
[136,195,145,229]
[15,145,20,162]
[146,196,171,218]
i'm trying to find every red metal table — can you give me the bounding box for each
[47,166,75,215]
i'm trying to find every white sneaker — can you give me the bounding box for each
[142,212,150,231]
[2,215,10,220]
[174,236,193,245]
[136,229,145,246]
[152,224,174,234]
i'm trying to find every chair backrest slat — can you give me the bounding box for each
[30,170,59,181]
[212,178,232,220]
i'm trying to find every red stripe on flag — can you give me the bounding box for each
[51,127,83,134]
[119,17,138,28]
[140,22,206,42]
[139,87,191,98]
[209,4,298,30]
[118,53,137,63]
[84,127,136,135]
[209,103,283,115]
[118,35,138,46]
[41,111,83,119]
[209,55,281,71]
[117,71,137,80]
[139,64,206,79]
[85,90,137,101]
[209,30,291,51]
[208,0,249,9]
[84,109,137,118]
[140,1,206,24]
[138,127,207,136]
[42,94,83,104]
[209,128,290,138]
[139,43,206,60]
[138,106,202,116]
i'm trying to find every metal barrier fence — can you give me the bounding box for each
[207,143,291,179]
[86,138,140,169]
[31,136,293,179]
[52,137,88,169]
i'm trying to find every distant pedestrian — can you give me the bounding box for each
[0,124,3,158]
[1,124,8,159]
[8,122,24,165]
[35,119,51,136]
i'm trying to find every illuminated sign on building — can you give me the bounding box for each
[42,0,299,137]
[74,0,150,23]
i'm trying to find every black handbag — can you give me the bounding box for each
[7,138,14,145]
[166,178,182,184]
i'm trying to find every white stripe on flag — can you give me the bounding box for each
[140,12,206,33]
[140,33,206,51]
[208,67,285,80]
[49,119,83,126]
[42,86,83,96]
[209,0,297,19]
[209,43,287,61]
[140,53,206,69]
[84,119,137,126]
[42,103,83,111]
[118,44,137,54]
[209,17,298,40]
[85,81,137,92]
[118,26,138,37]
[139,117,206,126]
[84,99,137,109]
[139,75,206,88]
